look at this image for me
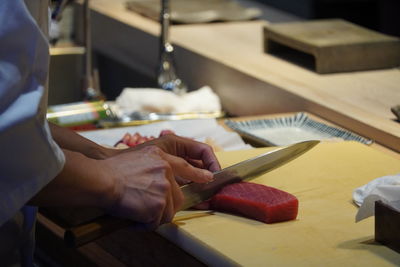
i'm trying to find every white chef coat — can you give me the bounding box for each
[0,0,65,265]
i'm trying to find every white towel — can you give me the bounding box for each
[353,173,400,222]
[116,86,222,114]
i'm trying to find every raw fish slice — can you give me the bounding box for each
[208,182,298,223]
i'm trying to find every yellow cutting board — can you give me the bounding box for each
[158,141,400,266]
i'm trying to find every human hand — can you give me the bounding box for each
[101,143,215,229]
[111,133,221,185]
[132,133,221,173]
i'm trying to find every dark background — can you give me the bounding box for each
[252,0,400,37]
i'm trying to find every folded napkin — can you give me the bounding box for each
[115,86,221,114]
[353,173,400,222]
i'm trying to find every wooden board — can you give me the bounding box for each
[157,141,400,266]
[264,19,400,74]
[375,201,400,254]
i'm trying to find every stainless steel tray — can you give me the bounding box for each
[99,110,225,128]
[126,0,261,24]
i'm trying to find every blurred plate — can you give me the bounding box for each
[225,113,373,146]
[126,0,261,24]
[80,118,252,151]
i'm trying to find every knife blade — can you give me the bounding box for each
[180,140,319,210]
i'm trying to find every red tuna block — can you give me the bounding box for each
[209,182,298,223]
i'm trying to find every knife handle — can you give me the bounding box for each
[64,216,133,247]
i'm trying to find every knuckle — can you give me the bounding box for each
[142,145,162,154]
[152,160,171,172]
[155,178,171,194]
[177,191,184,205]
[160,133,175,140]
[146,152,171,170]
[150,198,166,212]
[180,158,191,168]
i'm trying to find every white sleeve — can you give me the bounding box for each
[0,0,65,226]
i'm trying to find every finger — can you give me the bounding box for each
[160,170,175,224]
[160,188,174,224]
[135,135,221,172]
[166,167,184,214]
[173,136,221,172]
[197,147,221,173]
[160,153,214,183]
[157,160,184,219]
[175,176,191,186]
[185,158,204,169]
[143,146,185,215]
[193,200,211,210]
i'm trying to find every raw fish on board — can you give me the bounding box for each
[199,182,298,223]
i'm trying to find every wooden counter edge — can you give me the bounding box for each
[36,213,126,267]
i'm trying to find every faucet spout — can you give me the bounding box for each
[157,0,187,95]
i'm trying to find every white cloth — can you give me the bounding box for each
[115,86,222,114]
[353,174,400,222]
[0,0,65,265]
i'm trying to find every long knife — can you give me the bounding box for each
[180,140,320,210]
[62,140,319,247]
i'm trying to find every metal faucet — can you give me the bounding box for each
[82,0,104,101]
[157,0,187,95]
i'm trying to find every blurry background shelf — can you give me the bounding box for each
[71,0,400,154]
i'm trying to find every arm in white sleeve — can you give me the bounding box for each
[0,0,65,226]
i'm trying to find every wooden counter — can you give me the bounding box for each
[76,0,400,153]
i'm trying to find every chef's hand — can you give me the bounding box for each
[31,131,219,229]
[130,134,221,173]
[50,121,221,175]
[101,140,218,230]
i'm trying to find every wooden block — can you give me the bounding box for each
[263,19,400,73]
[392,105,400,121]
[375,201,400,254]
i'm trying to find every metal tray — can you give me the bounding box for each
[99,110,225,128]
[126,0,261,24]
